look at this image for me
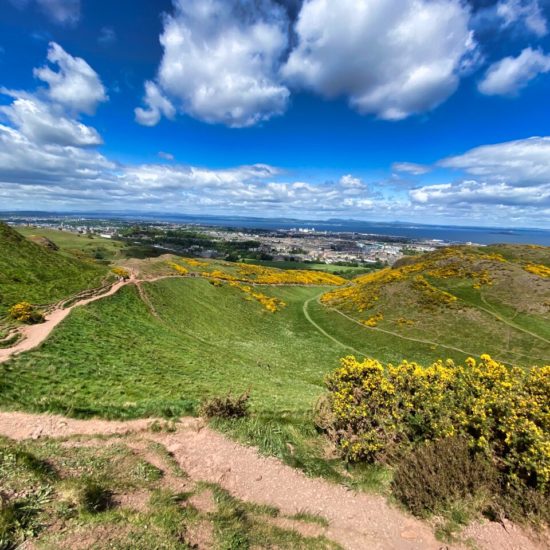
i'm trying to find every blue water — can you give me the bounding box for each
[3,211,550,246]
[142,215,550,246]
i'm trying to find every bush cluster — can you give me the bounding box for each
[8,302,44,324]
[111,267,130,279]
[200,392,250,420]
[391,437,497,517]
[324,355,550,499]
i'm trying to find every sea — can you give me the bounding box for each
[2,212,550,246]
[120,214,550,246]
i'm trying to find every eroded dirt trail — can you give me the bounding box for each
[0,277,133,364]
[0,411,545,550]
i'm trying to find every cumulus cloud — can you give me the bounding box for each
[136,0,290,128]
[282,0,475,120]
[438,136,550,185]
[135,81,176,127]
[497,0,547,37]
[392,162,431,175]
[339,174,365,188]
[478,47,550,96]
[410,180,550,207]
[34,42,108,114]
[405,136,550,226]
[0,92,102,147]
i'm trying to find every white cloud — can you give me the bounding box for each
[158,151,174,161]
[497,0,547,37]
[135,81,175,127]
[392,162,431,175]
[0,93,102,147]
[410,180,550,207]
[478,47,550,96]
[439,136,550,185]
[339,174,365,188]
[138,0,290,128]
[282,0,475,120]
[9,0,80,25]
[98,27,117,46]
[34,42,108,115]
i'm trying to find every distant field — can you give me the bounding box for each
[243,258,373,276]
[15,226,125,262]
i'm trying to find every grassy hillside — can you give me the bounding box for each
[15,226,125,262]
[0,223,107,314]
[321,245,550,367]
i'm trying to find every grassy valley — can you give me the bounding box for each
[0,227,549,547]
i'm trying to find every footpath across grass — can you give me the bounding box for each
[0,275,474,485]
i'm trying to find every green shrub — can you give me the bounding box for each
[323,354,550,524]
[391,437,497,517]
[80,480,112,513]
[201,392,250,420]
[8,302,44,324]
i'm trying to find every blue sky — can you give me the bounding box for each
[1,0,550,227]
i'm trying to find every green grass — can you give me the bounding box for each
[15,226,125,263]
[0,434,340,549]
[0,223,107,315]
[324,245,550,368]
[243,258,372,277]
[0,276,403,486]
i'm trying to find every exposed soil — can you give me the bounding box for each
[1,411,546,550]
[0,277,131,364]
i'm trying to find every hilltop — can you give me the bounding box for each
[0,223,107,314]
[321,244,550,367]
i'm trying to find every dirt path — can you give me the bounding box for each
[303,293,369,357]
[0,277,131,364]
[0,411,546,550]
[478,293,550,347]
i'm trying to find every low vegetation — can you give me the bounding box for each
[323,354,550,525]
[321,244,550,367]
[201,392,250,420]
[0,223,107,316]
[8,302,44,324]
[0,434,337,549]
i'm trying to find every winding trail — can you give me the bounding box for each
[478,293,550,346]
[0,276,132,364]
[303,293,369,357]
[0,410,545,550]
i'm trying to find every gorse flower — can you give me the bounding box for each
[325,354,550,493]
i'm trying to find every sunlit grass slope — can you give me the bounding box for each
[15,226,125,262]
[321,244,550,367]
[0,223,107,313]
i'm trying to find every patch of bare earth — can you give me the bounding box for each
[0,411,546,550]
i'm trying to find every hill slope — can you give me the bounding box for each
[0,223,107,313]
[321,244,550,367]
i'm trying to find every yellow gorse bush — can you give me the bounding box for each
[321,246,501,313]
[325,355,550,492]
[524,263,550,278]
[236,263,346,286]
[9,302,44,324]
[183,258,208,267]
[169,263,189,275]
[111,267,131,279]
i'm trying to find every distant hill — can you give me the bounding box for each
[321,245,550,367]
[0,223,107,312]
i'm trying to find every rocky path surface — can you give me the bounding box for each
[0,411,546,550]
